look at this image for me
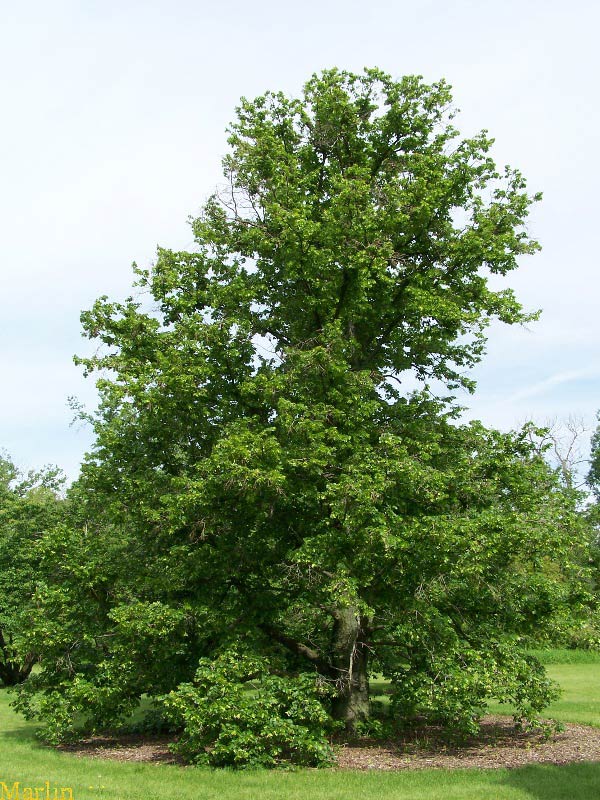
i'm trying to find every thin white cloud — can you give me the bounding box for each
[506,367,600,404]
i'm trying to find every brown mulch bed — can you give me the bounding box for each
[58,734,184,765]
[335,715,600,770]
[58,716,600,770]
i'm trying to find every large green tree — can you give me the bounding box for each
[16,69,587,762]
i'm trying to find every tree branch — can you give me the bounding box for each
[258,623,335,677]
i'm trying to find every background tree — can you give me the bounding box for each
[0,454,64,686]
[587,412,600,502]
[16,69,589,763]
[524,416,590,491]
[584,412,600,643]
[518,419,599,650]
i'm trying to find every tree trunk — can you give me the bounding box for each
[0,661,34,686]
[0,634,36,686]
[330,607,370,733]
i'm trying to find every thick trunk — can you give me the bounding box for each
[0,637,36,686]
[330,607,370,733]
[0,661,34,686]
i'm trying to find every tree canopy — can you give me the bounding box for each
[15,69,588,766]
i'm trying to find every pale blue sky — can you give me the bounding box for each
[2,0,598,480]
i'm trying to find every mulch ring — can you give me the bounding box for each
[335,716,600,770]
[58,734,184,765]
[58,716,600,770]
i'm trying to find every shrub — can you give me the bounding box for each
[161,648,338,768]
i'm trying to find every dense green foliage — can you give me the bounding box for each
[162,647,337,767]
[11,68,591,764]
[12,515,206,742]
[0,454,63,686]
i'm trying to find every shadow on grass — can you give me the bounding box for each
[501,763,600,799]
[0,726,46,746]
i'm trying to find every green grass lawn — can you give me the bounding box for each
[0,651,599,800]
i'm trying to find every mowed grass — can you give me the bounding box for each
[0,650,599,800]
